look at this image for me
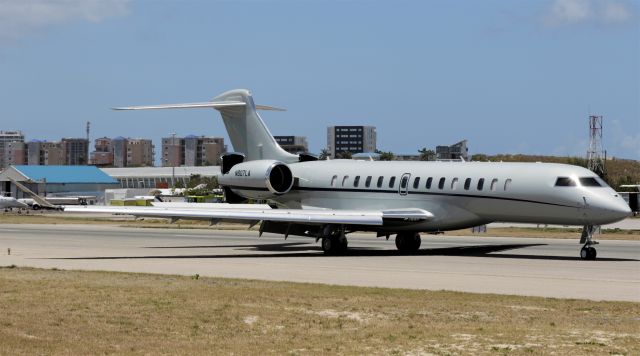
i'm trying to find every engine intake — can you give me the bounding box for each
[218,160,294,199]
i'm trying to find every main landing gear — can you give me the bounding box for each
[395,232,421,252]
[579,225,599,260]
[320,225,348,255]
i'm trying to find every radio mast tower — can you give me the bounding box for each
[587,115,606,178]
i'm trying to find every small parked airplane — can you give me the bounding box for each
[0,194,28,211]
[65,89,632,259]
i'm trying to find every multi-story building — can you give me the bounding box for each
[162,136,184,167]
[62,138,89,165]
[162,135,226,167]
[126,138,155,167]
[90,137,114,167]
[274,136,309,154]
[4,141,25,166]
[0,131,25,169]
[94,137,154,168]
[327,126,376,158]
[436,140,469,160]
[26,140,65,165]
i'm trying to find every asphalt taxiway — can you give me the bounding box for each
[0,224,638,302]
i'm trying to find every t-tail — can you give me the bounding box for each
[113,89,299,163]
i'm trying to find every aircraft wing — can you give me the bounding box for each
[62,205,433,226]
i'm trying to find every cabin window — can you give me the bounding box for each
[353,176,360,187]
[438,177,446,189]
[365,176,372,188]
[426,177,433,189]
[504,179,512,190]
[342,175,349,187]
[377,176,384,188]
[451,178,459,190]
[477,178,485,190]
[389,176,396,188]
[413,177,420,189]
[400,175,409,189]
[464,178,471,190]
[579,177,603,187]
[331,175,338,187]
[490,178,498,191]
[555,177,576,187]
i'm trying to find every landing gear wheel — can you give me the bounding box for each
[321,236,348,255]
[580,246,597,260]
[321,237,333,253]
[395,233,421,252]
[579,225,599,261]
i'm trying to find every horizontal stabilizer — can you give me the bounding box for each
[112,102,285,111]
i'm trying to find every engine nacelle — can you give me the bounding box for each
[218,160,294,199]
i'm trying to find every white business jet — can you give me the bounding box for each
[65,89,631,259]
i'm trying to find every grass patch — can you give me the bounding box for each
[0,267,638,355]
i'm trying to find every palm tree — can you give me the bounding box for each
[418,148,436,161]
[319,149,330,160]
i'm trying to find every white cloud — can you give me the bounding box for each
[0,0,131,41]
[546,0,592,25]
[610,120,640,159]
[602,1,633,23]
[544,0,635,26]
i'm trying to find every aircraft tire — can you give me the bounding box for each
[321,236,348,255]
[321,237,333,254]
[580,247,597,260]
[396,233,421,252]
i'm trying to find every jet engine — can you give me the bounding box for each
[218,159,294,199]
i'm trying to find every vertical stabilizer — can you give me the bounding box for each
[212,89,298,163]
[112,89,299,163]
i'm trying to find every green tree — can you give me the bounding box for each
[379,151,395,161]
[319,149,330,160]
[418,148,436,161]
[471,153,489,161]
[186,174,202,189]
[338,151,352,159]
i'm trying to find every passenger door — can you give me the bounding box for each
[399,173,411,196]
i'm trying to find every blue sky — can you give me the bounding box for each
[1,0,638,160]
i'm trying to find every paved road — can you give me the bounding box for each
[0,224,638,302]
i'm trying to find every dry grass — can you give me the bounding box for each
[0,267,638,355]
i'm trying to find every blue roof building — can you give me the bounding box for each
[0,165,119,199]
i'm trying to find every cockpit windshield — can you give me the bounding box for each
[555,177,605,187]
[555,177,576,186]
[579,177,603,187]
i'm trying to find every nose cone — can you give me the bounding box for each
[591,196,632,224]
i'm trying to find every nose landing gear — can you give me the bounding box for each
[579,225,599,260]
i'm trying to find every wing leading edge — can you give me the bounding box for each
[63,205,434,226]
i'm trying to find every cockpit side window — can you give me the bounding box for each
[579,177,603,187]
[555,177,576,187]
